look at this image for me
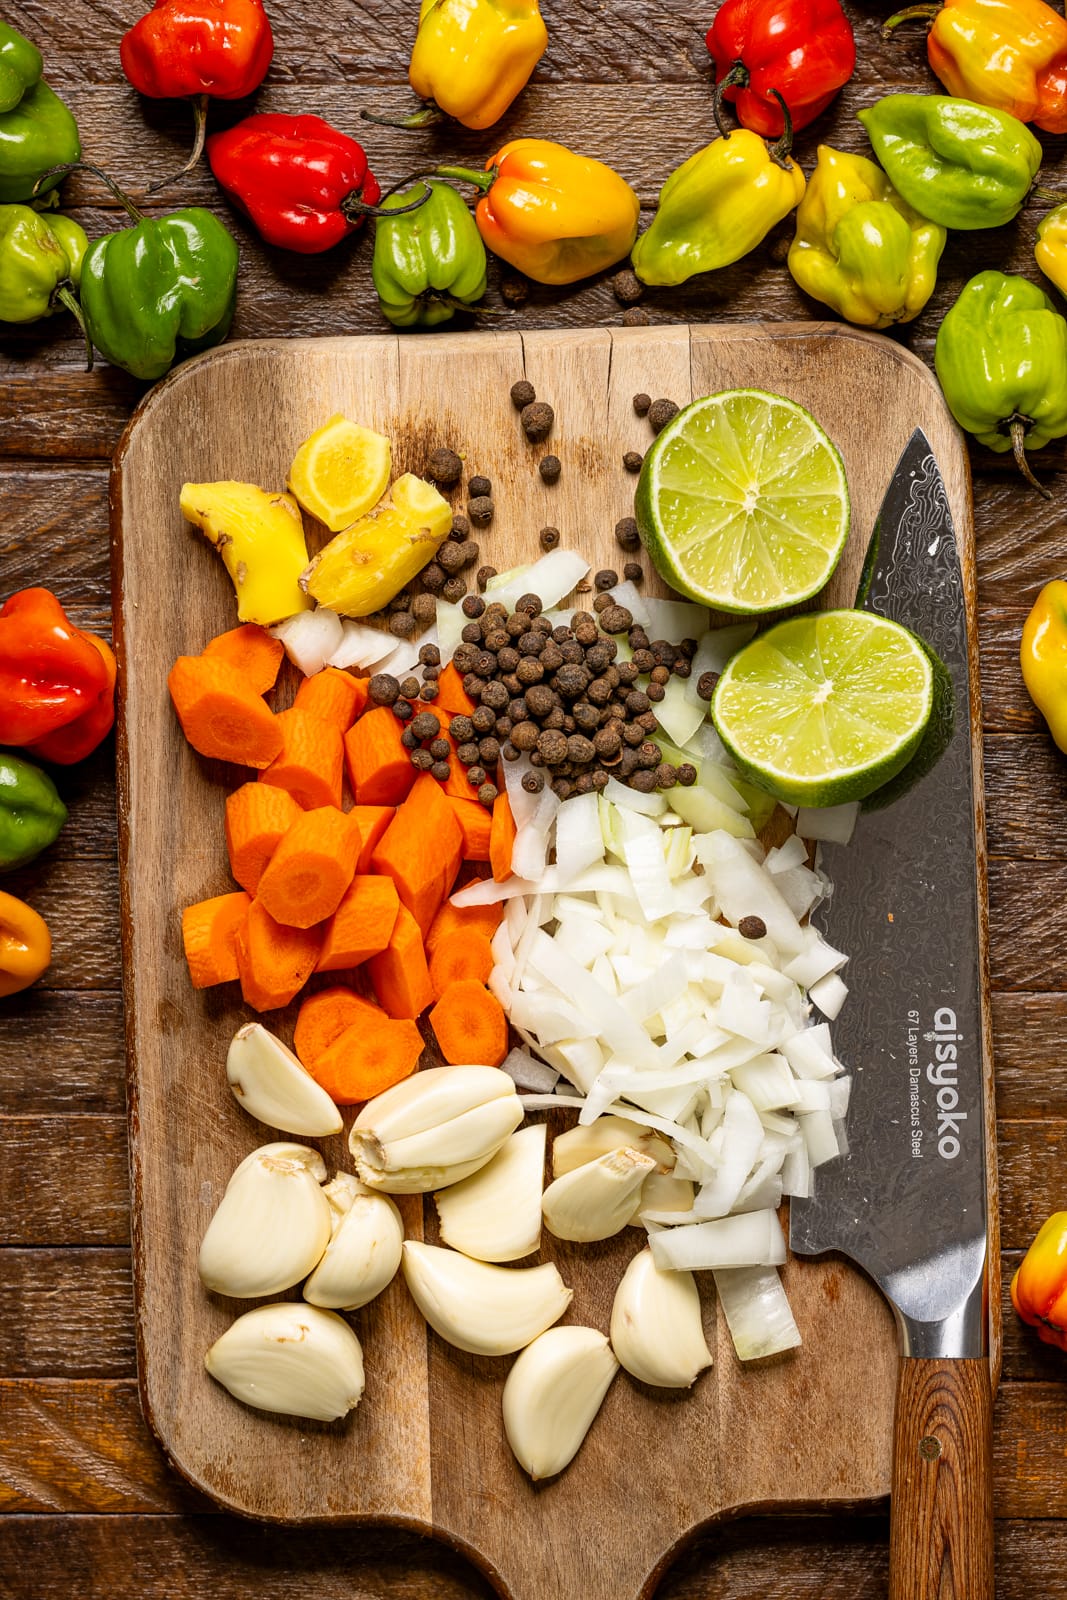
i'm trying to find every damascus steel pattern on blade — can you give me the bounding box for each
[789,430,987,1354]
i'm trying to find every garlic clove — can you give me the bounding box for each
[205,1302,365,1420]
[303,1173,404,1310]
[630,1170,695,1225]
[227,1022,343,1138]
[542,1146,656,1243]
[198,1142,332,1298]
[502,1326,618,1480]
[609,1245,713,1388]
[434,1124,546,1263]
[551,1114,675,1178]
[401,1240,571,1356]
[350,1065,523,1192]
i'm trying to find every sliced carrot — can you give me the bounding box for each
[367,902,433,1019]
[428,931,494,999]
[168,655,282,769]
[343,705,417,806]
[234,898,323,1011]
[436,661,477,717]
[294,985,383,1070]
[202,623,284,695]
[181,890,251,988]
[434,727,482,802]
[351,804,394,873]
[256,806,360,929]
[294,667,365,733]
[307,1015,423,1105]
[225,782,303,895]
[489,792,517,883]
[371,771,463,935]
[426,896,503,953]
[317,874,400,972]
[259,706,343,809]
[448,797,492,861]
[430,979,508,1066]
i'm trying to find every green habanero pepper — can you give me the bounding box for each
[858,94,1042,231]
[934,270,1067,497]
[0,205,87,326]
[0,753,67,871]
[372,179,488,328]
[72,165,238,380]
[0,21,43,114]
[0,80,81,205]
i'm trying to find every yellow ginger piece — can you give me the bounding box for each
[302,473,452,617]
[287,414,392,533]
[180,481,311,627]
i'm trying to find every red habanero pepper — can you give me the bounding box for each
[706,0,856,139]
[0,589,111,749]
[24,633,117,765]
[207,114,426,253]
[120,0,274,186]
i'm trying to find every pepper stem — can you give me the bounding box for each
[147,94,209,194]
[767,91,795,168]
[394,163,497,196]
[712,61,749,140]
[360,102,445,131]
[32,163,144,222]
[1005,415,1053,499]
[52,284,94,372]
[882,4,941,35]
[341,179,434,221]
[425,291,508,316]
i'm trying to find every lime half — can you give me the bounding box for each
[635,389,850,614]
[711,610,934,807]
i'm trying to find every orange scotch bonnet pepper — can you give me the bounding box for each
[0,889,51,998]
[1012,1211,1067,1349]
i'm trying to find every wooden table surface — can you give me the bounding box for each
[3,1,1067,1594]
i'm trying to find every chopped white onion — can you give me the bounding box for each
[603,776,667,817]
[641,597,711,643]
[652,675,705,747]
[809,971,849,1020]
[501,1047,559,1093]
[713,1265,802,1360]
[764,835,808,874]
[273,607,345,676]
[435,600,463,663]
[554,790,604,883]
[648,1209,787,1272]
[324,616,395,671]
[796,802,860,845]
[484,549,589,612]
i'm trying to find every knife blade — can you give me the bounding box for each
[789,428,994,1600]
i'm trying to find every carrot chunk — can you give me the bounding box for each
[426,897,503,953]
[489,792,517,883]
[259,706,343,809]
[307,1016,423,1105]
[256,806,361,928]
[202,623,284,695]
[448,797,492,861]
[428,931,494,999]
[294,667,365,733]
[234,898,324,1011]
[225,782,303,895]
[182,890,251,988]
[370,771,463,935]
[343,705,417,806]
[430,979,508,1066]
[350,804,394,872]
[168,655,282,769]
[294,985,383,1070]
[317,874,400,972]
[436,661,477,717]
[367,903,433,1019]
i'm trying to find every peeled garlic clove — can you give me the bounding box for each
[227,1022,343,1138]
[502,1326,618,1481]
[609,1245,712,1388]
[198,1142,331,1298]
[401,1240,571,1356]
[551,1114,675,1177]
[630,1170,695,1225]
[350,1065,523,1192]
[303,1173,404,1310]
[434,1124,546,1263]
[205,1302,364,1421]
[542,1146,656,1243]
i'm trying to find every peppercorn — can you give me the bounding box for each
[462,595,486,621]
[516,592,543,617]
[421,680,439,701]
[676,763,697,787]
[422,561,447,594]
[410,711,440,742]
[393,699,413,720]
[477,781,498,808]
[495,646,519,672]
[550,777,571,799]
[612,267,643,305]
[632,648,654,674]
[649,398,679,434]
[647,682,665,703]
[555,663,590,699]
[464,765,485,787]
[437,542,465,575]
[629,625,649,649]
[614,516,641,552]
[430,738,451,761]
[622,307,650,326]
[522,769,545,794]
[630,769,657,792]
[595,568,618,592]
[501,273,529,307]
[524,685,556,719]
[477,565,497,591]
[389,593,412,613]
[539,455,561,484]
[738,915,768,940]
[619,746,640,773]
[649,665,670,686]
[672,658,691,680]
[696,671,718,700]
[679,638,698,658]
[471,704,496,734]
[496,716,513,740]
[594,726,621,758]
[637,740,660,768]
[538,525,561,552]
[633,392,651,416]
[457,741,480,765]
[468,496,494,528]
[561,714,576,735]
[512,721,539,750]
[559,640,583,665]
[570,701,598,730]
[502,742,520,761]
[552,625,573,644]
[521,401,554,442]
[461,622,483,647]
[481,680,510,711]
[537,728,568,763]
[431,760,451,782]
[532,614,553,634]
[507,697,527,722]
[574,624,598,650]
[401,726,418,750]
[650,640,677,668]
[567,734,596,764]
[501,673,522,697]
[517,631,544,656]
[616,661,639,685]
[654,763,677,789]
[637,710,659,734]
[624,689,649,716]
[442,575,467,604]
[600,605,633,634]
[451,513,470,538]
[412,594,437,626]
[623,451,643,474]
[458,541,480,569]
[623,562,643,583]
[427,447,463,486]
[469,474,492,499]
[479,736,500,765]
[623,723,644,747]
[410,748,434,771]
[510,377,536,407]
[481,629,507,654]
[400,676,421,701]
[449,714,474,744]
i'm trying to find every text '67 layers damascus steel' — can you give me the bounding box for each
[790,429,995,1600]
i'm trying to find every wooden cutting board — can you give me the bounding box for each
[112,323,989,1599]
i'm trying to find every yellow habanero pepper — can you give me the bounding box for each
[408,0,547,131]
[0,887,51,998]
[1020,579,1067,752]
[1012,1211,1067,1350]
[1035,204,1067,299]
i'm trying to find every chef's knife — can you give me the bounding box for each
[789,428,994,1600]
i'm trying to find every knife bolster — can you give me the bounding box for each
[891,1257,988,1361]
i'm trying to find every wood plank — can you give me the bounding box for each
[0,991,124,1112]
[1,857,121,990]
[988,862,1067,991]
[0,1251,133,1377]
[0,1117,129,1246]
[977,610,1038,734]
[0,468,109,601]
[992,994,1067,1120]
[984,736,1067,860]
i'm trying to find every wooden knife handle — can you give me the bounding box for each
[889,1356,994,1600]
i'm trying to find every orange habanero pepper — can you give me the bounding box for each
[1012,1211,1067,1350]
[0,888,51,998]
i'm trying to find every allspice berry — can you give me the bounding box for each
[649,398,679,433]
[469,474,492,499]
[521,400,554,442]
[632,393,652,416]
[510,378,536,408]
[539,454,562,483]
[612,268,644,306]
[501,275,530,307]
[539,525,561,551]
[622,308,650,326]
[468,495,495,526]
[427,447,463,485]
[623,450,643,474]
[614,516,640,552]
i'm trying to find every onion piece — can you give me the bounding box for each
[501,1047,559,1093]
[435,600,463,663]
[603,776,667,817]
[695,832,805,957]
[809,971,848,1020]
[648,1209,787,1272]
[713,1265,802,1360]
[781,1024,838,1080]
[641,597,711,643]
[273,608,345,675]
[796,802,859,845]
[324,617,396,671]
[764,836,808,875]
[554,791,604,883]
[691,1090,764,1218]
[653,675,705,747]
[485,549,589,613]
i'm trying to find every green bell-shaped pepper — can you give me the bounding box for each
[0,753,67,871]
[0,21,43,114]
[77,172,239,380]
[858,94,1041,231]
[788,145,946,329]
[935,270,1067,497]
[0,204,87,324]
[0,80,81,205]
[372,180,488,328]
